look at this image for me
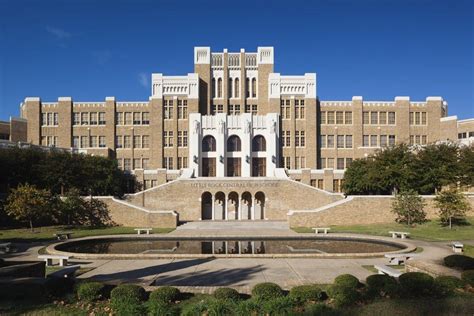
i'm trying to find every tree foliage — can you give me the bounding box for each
[434,188,471,229]
[391,190,426,226]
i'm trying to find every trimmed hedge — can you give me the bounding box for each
[328,274,360,307]
[433,276,464,297]
[214,287,240,301]
[461,270,474,286]
[110,284,146,315]
[77,282,106,302]
[149,286,180,304]
[289,284,324,303]
[366,274,399,298]
[444,255,474,270]
[251,282,284,301]
[334,274,360,288]
[399,272,434,297]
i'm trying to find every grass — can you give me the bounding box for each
[464,245,474,257]
[292,217,474,241]
[0,225,175,242]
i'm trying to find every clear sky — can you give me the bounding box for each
[0,0,472,120]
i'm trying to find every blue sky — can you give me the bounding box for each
[0,0,473,120]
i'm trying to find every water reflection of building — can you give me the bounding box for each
[201,241,266,254]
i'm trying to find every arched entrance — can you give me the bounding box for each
[241,192,252,220]
[214,192,226,220]
[255,191,265,220]
[228,192,239,220]
[201,192,212,220]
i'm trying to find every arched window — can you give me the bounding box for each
[217,78,222,98]
[227,135,241,152]
[234,78,239,98]
[211,78,216,98]
[252,78,257,98]
[202,135,216,152]
[246,78,250,98]
[228,78,233,98]
[252,135,266,152]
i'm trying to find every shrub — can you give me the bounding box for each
[148,301,180,316]
[444,255,474,270]
[261,296,295,315]
[77,281,105,302]
[110,284,146,316]
[328,284,359,307]
[0,282,47,301]
[234,298,261,316]
[461,270,474,286]
[365,274,399,298]
[214,287,240,301]
[433,276,464,297]
[289,284,324,304]
[181,297,235,316]
[304,303,337,316]
[149,286,180,304]
[334,274,360,288]
[399,272,434,297]
[45,277,75,298]
[251,282,284,301]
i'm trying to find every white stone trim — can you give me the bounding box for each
[440,116,457,122]
[194,47,210,64]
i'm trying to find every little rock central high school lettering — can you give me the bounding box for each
[190,182,280,189]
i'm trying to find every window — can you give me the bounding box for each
[415,135,420,144]
[415,112,420,125]
[202,135,216,152]
[251,78,257,98]
[227,135,241,152]
[410,135,414,145]
[42,113,47,126]
[90,136,98,148]
[319,158,326,168]
[388,112,396,124]
[142,112,150,125]
[133,135,141,148]
[53,113,58,125]
[133,158,141,169]
[388,135,396,146]
[81,136,88,148]
[299,100,305,119]
[421,112,427,125]
[410,112,414,125]
[345,111,352,124]
[115,136,122,148]
[47,113,53,126]
[380,135,387,147]
[99,112,106,125]
[116,112,123,125]
[234,78,240,98]
[363,112,369,124]
[124,112,132,125]
[346,158,353,168]
[370,135,378,147]
[99,136,106,148]
[363,135,369,147]
[327,135,334,148]
[337,135,345,148]
[73,113,80,125]
[124,135,131,148]
[327,158,334,169]
[217,78,222,98]
[123,158,131,171]
[379,112,387,125]
[212,78,216,98]
[117,159,123,169]
[178,131,188,147]
[81,112,89,125]
[142,158,149,169]
[178,100,188,119]
[345,135,353,148]
[320,111,326,124]
[311,179,317,187]
[164,100,173,119]
[336,111,344,124]
[422,135,427,145]
[246,78,250,98]
[178,157,188,169]
[295,100,303,119]
[164,131,173,147]
[228,104,241,115]
[228,78,233,98]
[317,179,324,189]
[327,111,335,124]
[142,135,150,148]
[282,131,291,147]
[295,131,304,147]
[164,157,173,169]
[252,135,266,151]
[73,136,79,148]
[284,157,291,169]
[90,112,98,125]
[337,158,345,170]
[320,135,326,148]
[133,112,141,125]
[281,99,290,119]
[371,111,378,124]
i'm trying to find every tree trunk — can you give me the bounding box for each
[29,220,34,232]
[449,216,452,229]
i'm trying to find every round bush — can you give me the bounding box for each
[289,284,324,303]
[110,284,146,315]
[214,287,240,301]
[251,282,284,301]
[399,272,434,297]
[444,255,474,270]
[433,276,464,297]
[365,274,399,298]
[328,284,359,307]
[149,286,180,304]
[461,270,474,286]
[77,281,105,302]
[334,274,360,288]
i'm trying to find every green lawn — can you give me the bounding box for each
[292,217,474,241]
[0,225,174,242]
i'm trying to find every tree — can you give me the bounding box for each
[434,189,471,229]
[458,145,474,189]
[60,188,85,225]
[5,184,53,231]
[391,190,426,226]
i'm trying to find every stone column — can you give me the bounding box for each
[211,195,215,220]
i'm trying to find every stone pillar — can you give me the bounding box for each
[211,195,215,220]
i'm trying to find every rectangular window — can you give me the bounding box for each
[336,111,344,124]
[345,135,353,148]
[133,112,141,125]
[99,112,106,125]
[345,111,352,124]
[177,100,188,119]
[90,136,98,148]
[415,112,420,125]
[124,112,132,125]
[370,135,378,147]
[327,111,335,124]
[389,135,396,146]
[409,112,414,125]
[310,179,317,187]
[42,113,47,126]
[47,113,53,126]
[299,100,305,119]
[142,158,149,169]
[164,131,173,147]
[337,135,345,148]
[380,135,387,147]
[379,112,387,125]
[320,135,326,148]
[123,158,131,171]
[133,135,141,148]
[371,111,378,125]
[320,111,326,124]
[252,104,258,115]
[116,112,123,125]
[284,157,291,169]
[346,158,353,168]
[73,113,80,125]
[53,113,58,125]
[133,158,141,169]
[142,112,150,125]
[81,112,89,125]
[142,135,150,148]
[115,136,122,148]
[164,157,173,170]
[415,135,421,144]
[410,135,415,145]
[300,131,305,147]
[295,100,300,119]
[73,136,79,148]
[327,158,334,169]
[421,112,427,125]
[319,157,326,169]
[295,131,300,147]
[117,159,123,169]
[388,112,396,124]
[363,112,369,124]
[81,136,88,148]
[363,135,369,147]
[124,135,131,148]
[295,156,300,169]
[90,112,98,125]
[317,179,324,189]
[327,135,334,148]
[164,100,173,119]
[99,136,106,148]
[422,135,427,145]
[337,158,345,170]
[218,104,224,113]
